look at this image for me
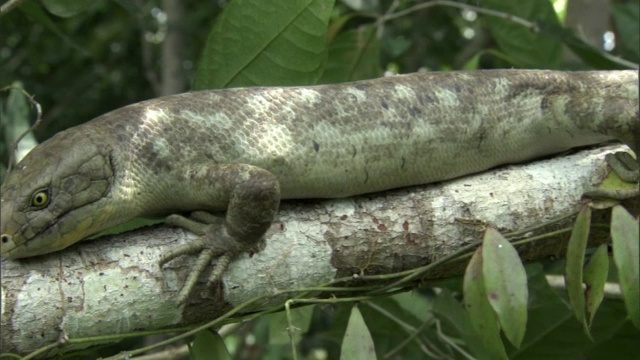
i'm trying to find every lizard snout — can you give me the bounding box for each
[0,213,21,259]
[0,233,17,258]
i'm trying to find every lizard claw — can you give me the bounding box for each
[159,212,246,305]
[158,165,279,305]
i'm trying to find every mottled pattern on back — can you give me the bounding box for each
[73,70,636,209]
[1,69,637,260]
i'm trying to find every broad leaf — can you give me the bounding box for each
[267,305,314,345]
[565,205,591,337]
[341,305,376,360]
[359,296,429,359]
[611,205,640,329]
[195,0,335,89]
[482,228,528,348]
[464,247,508,359]
[508,267,634,359]
[433,289,498,359]
[41,0,94,17]
[481,0,562,68]
[189,330,232,360]
[538,22,627,70]
[611,3,640,59]
[318,24,382,84]
[583,244,609,326]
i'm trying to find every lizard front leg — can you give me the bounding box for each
[158,164,280,304]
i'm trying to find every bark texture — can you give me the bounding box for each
[1,145,634,356]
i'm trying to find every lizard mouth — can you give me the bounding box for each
[0,233,17,257]
[0,210,89,259]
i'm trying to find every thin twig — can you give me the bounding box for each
[379,0,540,32]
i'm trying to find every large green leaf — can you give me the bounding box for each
[538,22,627,70]
[341,305,376,360]
[41,0,94,18]
[432,288,497,359]
[565,205,591,336]
[318,24,382,84]
[508,266,635,359]
[2,82,38,165]
[611,205,640,329]
[583,244,609,326]
[358,296,429,359]
[611,3,640,60]
[392,290,433,320]
[464,247,508,359]
[195,0,335,89]
[20,1,90,56]
[585,312,640,360]
[481,0,562,68]
[482,228,528,348]
[189,330,232,360]
[266,305,314,345]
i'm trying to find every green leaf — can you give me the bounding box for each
[565,205,591,336]
[462,49,519,70]
[432,289,497,359]
[358,296,427,358]
[462,52,481,70]
[195,0,335,89]
[20,2,90,56]
[611,205,640,329]
[358,296,438,359]
[508,266,634,359]
[583,244,609,326]
[464,247,508,359]
[267,305,314,345]
[482,228,528,348]
[318,24,382,84]
[585,311,640,359]
[41,0,94,17]
[341,305,377,360]
[392,290,433,321]
[611,3,640,59]
[189,330,232,360]
[481,0,562,68]
[3,82,38,164]
[537,22,627,70]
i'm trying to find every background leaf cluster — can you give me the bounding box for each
[1,0,638,359]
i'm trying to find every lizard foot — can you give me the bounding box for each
[584,151,639,200]
[158,164,279,304]
[159,211,258,305]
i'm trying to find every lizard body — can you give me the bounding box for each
[1,70,638,301]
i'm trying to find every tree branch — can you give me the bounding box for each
[0,145,635,355]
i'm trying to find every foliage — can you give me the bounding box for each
[0,0,638,359]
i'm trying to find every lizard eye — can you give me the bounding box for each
[30,189,50,208]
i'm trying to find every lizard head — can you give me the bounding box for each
[1,129,115,259]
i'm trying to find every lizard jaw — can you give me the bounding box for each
[0,206,95,259]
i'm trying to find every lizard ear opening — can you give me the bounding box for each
[30,189,50,208]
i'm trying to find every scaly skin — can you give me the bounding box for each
[1,70,638,301]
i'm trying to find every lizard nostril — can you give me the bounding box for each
[1,234,10,244]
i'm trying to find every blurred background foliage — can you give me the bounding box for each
[1,0,637,146]
[0,0,639,359]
